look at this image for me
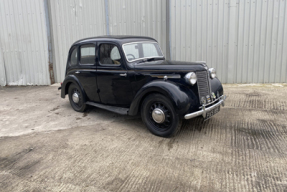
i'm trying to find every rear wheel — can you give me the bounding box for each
[141,94,182,137]
[68,83,87,112]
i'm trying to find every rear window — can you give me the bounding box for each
[70,47,78,66]
[80,44,96,65]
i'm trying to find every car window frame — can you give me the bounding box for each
[79,43,97,66]
[122,41,165,63]
[69,46,79,66]
[98,42,122,67]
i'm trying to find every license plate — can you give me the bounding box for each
[204,106,220,121]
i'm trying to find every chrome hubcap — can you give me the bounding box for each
[72,92,79,103]
[152,108,165,124]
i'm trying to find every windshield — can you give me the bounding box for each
[123,42,164,62]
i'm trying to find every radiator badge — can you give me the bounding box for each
[206,95,211,103]
[212,92,216,99]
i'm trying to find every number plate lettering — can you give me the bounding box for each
[204,106,220,121]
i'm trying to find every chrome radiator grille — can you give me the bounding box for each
[196,71,211,103]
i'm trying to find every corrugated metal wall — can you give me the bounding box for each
[0,0,286,85]
[108,0,167,56]
[0,0,50,85]
[49,0,167,82]
[48,0,107,83]
[0,47,6,86]
[170,0,287,83]
[234,0,287,83]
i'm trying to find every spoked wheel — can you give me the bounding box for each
[141,94,182,137]
[68,83,87,112]
[149,102,172,130]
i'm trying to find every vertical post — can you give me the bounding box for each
[104,0,110,35]
[44,0,55,84]
[227,0,237,83]
[166,0,171,60]
[0,46,6,86]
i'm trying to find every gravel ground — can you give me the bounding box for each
[0,84,287,192]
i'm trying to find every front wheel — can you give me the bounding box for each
[68,83,87,112]
[141,94,182,137]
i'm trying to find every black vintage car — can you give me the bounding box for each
[60,36,226,137]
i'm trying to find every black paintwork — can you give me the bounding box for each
[86,101,129,115]
[61,35,224,117]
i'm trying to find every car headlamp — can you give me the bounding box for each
[209,68,216,79]
[184,72,197,85]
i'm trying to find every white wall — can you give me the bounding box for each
[108,0,167,56]
[49,0,168,83]
[0,0,286,85]
[170,0,287,83]
[48,0,107,83]
[0,0,50,85]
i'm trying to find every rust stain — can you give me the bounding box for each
[49,62,55,84]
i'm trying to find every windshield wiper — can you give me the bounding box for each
[138,57,164,64]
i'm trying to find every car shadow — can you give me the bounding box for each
[62,101,210,139]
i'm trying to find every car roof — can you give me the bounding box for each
[72,35,157,46]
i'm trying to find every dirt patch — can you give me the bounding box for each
[0,85,287,191]
[167,138,176,150]
[50,106,59,112]
[83,112,89,117]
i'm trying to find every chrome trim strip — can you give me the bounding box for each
[184,95,226,120]
[208,71,213,102]
[68,69,97,74]
[67,69,126,75]
[150,74,181,79]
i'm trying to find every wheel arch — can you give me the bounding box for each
[128,80,196,117]
[61,75,87,102]
[137,90,165,114]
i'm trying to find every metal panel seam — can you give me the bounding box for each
[104,0,110,35]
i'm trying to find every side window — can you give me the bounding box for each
[100,44,121,65]
[143,43,158,57]
[80,44,95,65]
[70,47,78,66]
[111,47,121,60]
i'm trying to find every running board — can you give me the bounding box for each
[86,101,129,115]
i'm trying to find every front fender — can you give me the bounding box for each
[61,75,86,100]
[128,80,198,117]
[210,77,224,96]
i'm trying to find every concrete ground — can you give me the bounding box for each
[0,84,287,192]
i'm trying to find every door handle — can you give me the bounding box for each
[119,73,127,77]
[75,71,80,74]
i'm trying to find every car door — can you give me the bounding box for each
[73,43,100,102]
[96,42,134,107]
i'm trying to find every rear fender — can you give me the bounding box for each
[128,80,198,117]
[61,75,87,101]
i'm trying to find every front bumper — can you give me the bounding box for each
[184,95,227,120]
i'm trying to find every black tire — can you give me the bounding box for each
[141,93,182,137]
[68,83,87,112]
